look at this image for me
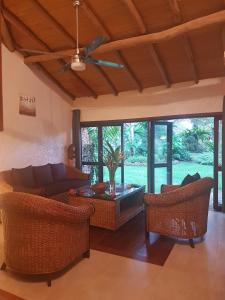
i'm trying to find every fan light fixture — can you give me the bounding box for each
[71,54,86,71]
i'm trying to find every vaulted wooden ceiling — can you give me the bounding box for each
[1,0,225,100]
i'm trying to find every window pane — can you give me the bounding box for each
[81,127,98,162]
[155,167,167,193]
[219,120,222,167]
[82,165,99,184]
[154,125,167,164]
[124,122,147,187]
[102,126,121,149]
[103,166,121,183]
[218,171,222,205]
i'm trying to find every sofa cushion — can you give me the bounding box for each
[12,166,35,188]
[50,163,66,182]
[181,173,201,186]
[44,179,89,196]
[33,164,54,187]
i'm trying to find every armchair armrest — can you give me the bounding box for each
[66,166,90,181]
[0,192,94,224]
[144,177,214,207]
[161,184,180,193]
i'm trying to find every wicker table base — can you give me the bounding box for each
[68,186,145,231]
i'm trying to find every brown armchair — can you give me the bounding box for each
[0,192,94,286]
[144,177,214,247]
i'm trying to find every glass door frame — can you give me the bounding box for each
[149,121,173,193]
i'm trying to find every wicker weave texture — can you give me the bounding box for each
[144,177,214,239]
[69,189,144,230]
[0,192,94,275]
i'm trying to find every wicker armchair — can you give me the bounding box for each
[144,177,214,248]
[0,192,94,286]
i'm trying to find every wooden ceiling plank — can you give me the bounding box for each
[3,8,98,98]
[122,0,147,34]
[35,63,75,100]
[23,10,225,64]
[95,66,118,96]
[116,50,143,92]
[82,1,142,94]
[123,0,170,88]
[30,0,75,48]
[149,44,171,88]
[81,1,111,39]
[168,0,199,84]
[168,0,182,24]
[1,13,15,52]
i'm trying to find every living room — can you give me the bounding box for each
[0,0,225,299]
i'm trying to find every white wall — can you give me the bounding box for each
[73,78,225,122]
[0,45,72,171]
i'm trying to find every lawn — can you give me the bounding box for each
[119,161,215,193]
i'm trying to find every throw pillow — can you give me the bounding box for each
[181,173,201,186]
[12,166,35,188]
[50,163,66,182]
[33,164,54,187]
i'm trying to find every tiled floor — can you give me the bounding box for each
[0,211,224,300]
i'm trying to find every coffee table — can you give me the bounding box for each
[68,184,145,231]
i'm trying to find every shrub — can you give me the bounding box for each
[194,152,213,166]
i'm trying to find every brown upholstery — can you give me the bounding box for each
[0,164,90,197]
[0,192,94,280]
[144,177,214,242]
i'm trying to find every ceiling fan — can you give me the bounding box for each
[63,0,124,72]
[20,0,124,72]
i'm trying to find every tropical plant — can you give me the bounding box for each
[103,141,123,183]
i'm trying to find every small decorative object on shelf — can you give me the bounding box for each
[68,188,77,195]
[103,141,124,193]
[91,182,107,194]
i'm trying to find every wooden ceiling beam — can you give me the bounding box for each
[30,0,75,48]
[123,0,169,88]
[183,35,199,84]
[149,45,171,88]
[122,0,147,34]
[3,8,97,99]
[35,63,75,101]
[1,13,15,52]
[74,1,143,94]
[116,50,143,92]
[168,0,199,84]
[223,24,225,64]
[96,66,118,96]
[23,10,225,64]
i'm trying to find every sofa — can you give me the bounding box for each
[0,163,90,197]
[0,191,94,286]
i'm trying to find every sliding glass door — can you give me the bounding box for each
[80,115,223,211]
